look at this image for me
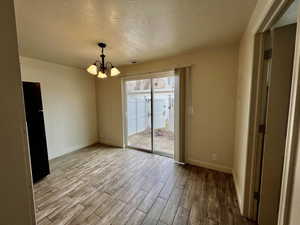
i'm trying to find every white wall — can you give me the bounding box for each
[0,1,35,224]
[96,44,238,173]
[20,57,98,159]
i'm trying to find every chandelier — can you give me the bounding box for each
[86,42,120,78]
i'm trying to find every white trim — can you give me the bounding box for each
[121,70,175,81]
[244,33,265,220]
[233,171,243,214]
[174,73,180,162]
[121,79,127,148]
[99,137,123,148]
[120,65,192,80]
[186,158,232,174]
[49,142,100,160]
[174,161,185,165]
[120,79,126,148]
[185,67,193,164]
[278,5,300,225]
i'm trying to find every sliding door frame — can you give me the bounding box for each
[122,71,177,158]
[152,77,177,158]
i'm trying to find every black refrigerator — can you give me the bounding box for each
[23,82,50,183]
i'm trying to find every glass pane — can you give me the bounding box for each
[153,76,175,156]
[126,79,152,151]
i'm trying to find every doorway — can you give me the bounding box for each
[240,0,300,223]
[23,82,50,183]
[124,73,177,157]
[249,6,298,224]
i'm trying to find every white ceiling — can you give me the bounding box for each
[14,0,257,69]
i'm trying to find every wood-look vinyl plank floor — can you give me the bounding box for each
[33,145,256,225]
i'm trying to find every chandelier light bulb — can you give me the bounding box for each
[86,64,98,75]
[97,71,107,79]
[111,67,120,76]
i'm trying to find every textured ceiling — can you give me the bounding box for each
[14,0,257,69]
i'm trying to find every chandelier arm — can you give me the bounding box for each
[87,42,120,78]
[94,60,100,72]
[106,61,113,69]
[100,54,106,72]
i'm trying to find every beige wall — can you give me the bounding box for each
[233,0,277,214]
[96,76,124,147]
[0,1,35,224]
[20,57,98,159]
[96,44,238,173]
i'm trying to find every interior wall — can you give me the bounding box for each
[233,0,279,214]
[0,1,35,224]
[96,77,124,147]
[20,57,98,159]
[96,44,238,173]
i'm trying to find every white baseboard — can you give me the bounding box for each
[233,170,243,214]
[99,138,123,148]
[186,158,232,174]
[49,141,99,160]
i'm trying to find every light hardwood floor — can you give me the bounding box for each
[33,145,255,225]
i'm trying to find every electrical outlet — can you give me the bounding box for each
[189,106,194,116]
[212,153,217,161]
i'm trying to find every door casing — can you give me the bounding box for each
[257,24,296,225]
[241,1,300,223]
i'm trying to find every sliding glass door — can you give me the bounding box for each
[125,79,152,152]
[153,77,175,157]
[124,75,176,157]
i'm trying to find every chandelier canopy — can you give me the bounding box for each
[86,42,120,79]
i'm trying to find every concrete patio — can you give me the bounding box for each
[128,128,174,156]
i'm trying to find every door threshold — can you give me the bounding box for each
[126,146,174,159]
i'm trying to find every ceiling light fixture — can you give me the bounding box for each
[86,42,120,79]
